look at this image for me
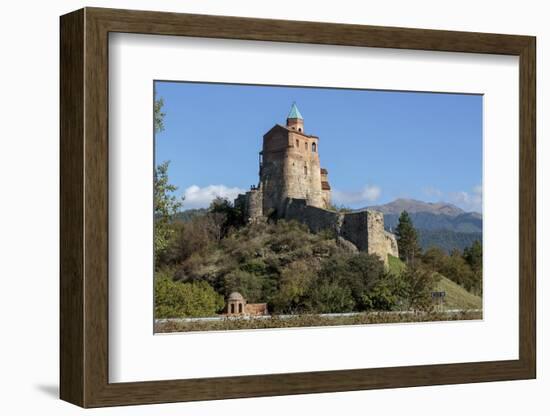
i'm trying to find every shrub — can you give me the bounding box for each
[362,272,409,311]
[155,270,224,318]
[270,260,316,314]
[438,249,475,291]
[402,264,440,311]
[308,281,355,313]
[208,197,245,236]
[318,252,386,311]
[222,269,265,302]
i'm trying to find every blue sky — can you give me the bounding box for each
[155,81,482,213]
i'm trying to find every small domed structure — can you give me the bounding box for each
[227,292,246,315]
[228,292,245,301]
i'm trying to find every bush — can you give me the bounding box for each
[209,197,245,236]
[318,252,386,311]
[362,272,409,311]
[270,260,316,314]
[222,269,265,303]
[437,249,475,292]
[308,281,355,313]
[155,270,224,318]
[402,264,440,311]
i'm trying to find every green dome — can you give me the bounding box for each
[287,103,303,120]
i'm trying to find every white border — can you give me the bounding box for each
[109,33,519,383]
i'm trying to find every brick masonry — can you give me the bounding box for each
[235,106,398,265]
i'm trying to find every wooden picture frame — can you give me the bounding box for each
[60,7,536,408]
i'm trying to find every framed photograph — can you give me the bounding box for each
[60,7,536,408]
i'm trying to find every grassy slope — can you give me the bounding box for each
[436,274,482,310]
[388,255,481,311]
[388,255,406,275]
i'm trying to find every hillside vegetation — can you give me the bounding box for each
[436,275,482,310]
[156,196,477,318]
[388,255,481,311]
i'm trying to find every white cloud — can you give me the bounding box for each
[182,184,246,209]
[332,185,381,206]
[449,185,482,213]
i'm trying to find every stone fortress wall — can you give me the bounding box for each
[282,198,398,265]
[234,103,398,266]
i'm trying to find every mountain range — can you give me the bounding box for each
[367,198,482,252]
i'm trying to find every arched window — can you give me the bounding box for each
[296,139,299,148]
[312,142,317,152]
[238,303,243,313]
[305,142,308,151]
[298,128,302,132]
[230,304,235,314]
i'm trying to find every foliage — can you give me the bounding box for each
[154,161,183,263]
[402,263,440,311]
[154,96,165,133]
[154,269,224,318]
[383,210,482,233]
[165,215,220,265]
[395,210,421,263]
[421,242,482,295]
[317,252,386,311]
[208,197,245,237]
[327,203,353,213]
[222,269,265,303]
[421,246,447,269]
[362,272,409,311]
[463,240,483,294]
[174,208,207,222]
[270,260,315,314]
[417,229,482,253]
[308,281,355,313]
[154,201,481,319]
[388,254,407,276]
[435,275,482,310]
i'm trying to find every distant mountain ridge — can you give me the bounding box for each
[369,198,480,217]
[367,199,482,252]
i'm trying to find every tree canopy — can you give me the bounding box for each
[395,210,421,264]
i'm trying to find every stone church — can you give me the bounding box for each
[235,103,398,265]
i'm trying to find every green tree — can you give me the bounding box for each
[222,269,264,303]
[153,94,183,264]
[439,249,475,292]
[154,96,165,133]
[402,264,440,311]
[421,246,446,270]
[271,260,315,314]
[395,210,421,263]
[315,252,386,312]
[154,270,224,318]
[362,272,409,311]
[463,240,483,294]
[463,240,482,272]
[154,161,183,263]
[208,197,245,237]
[308,281,355,313]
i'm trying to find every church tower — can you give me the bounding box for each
[286,102,304,132]
[259,103,331,215]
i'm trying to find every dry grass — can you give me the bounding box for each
[155,310,482,333]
